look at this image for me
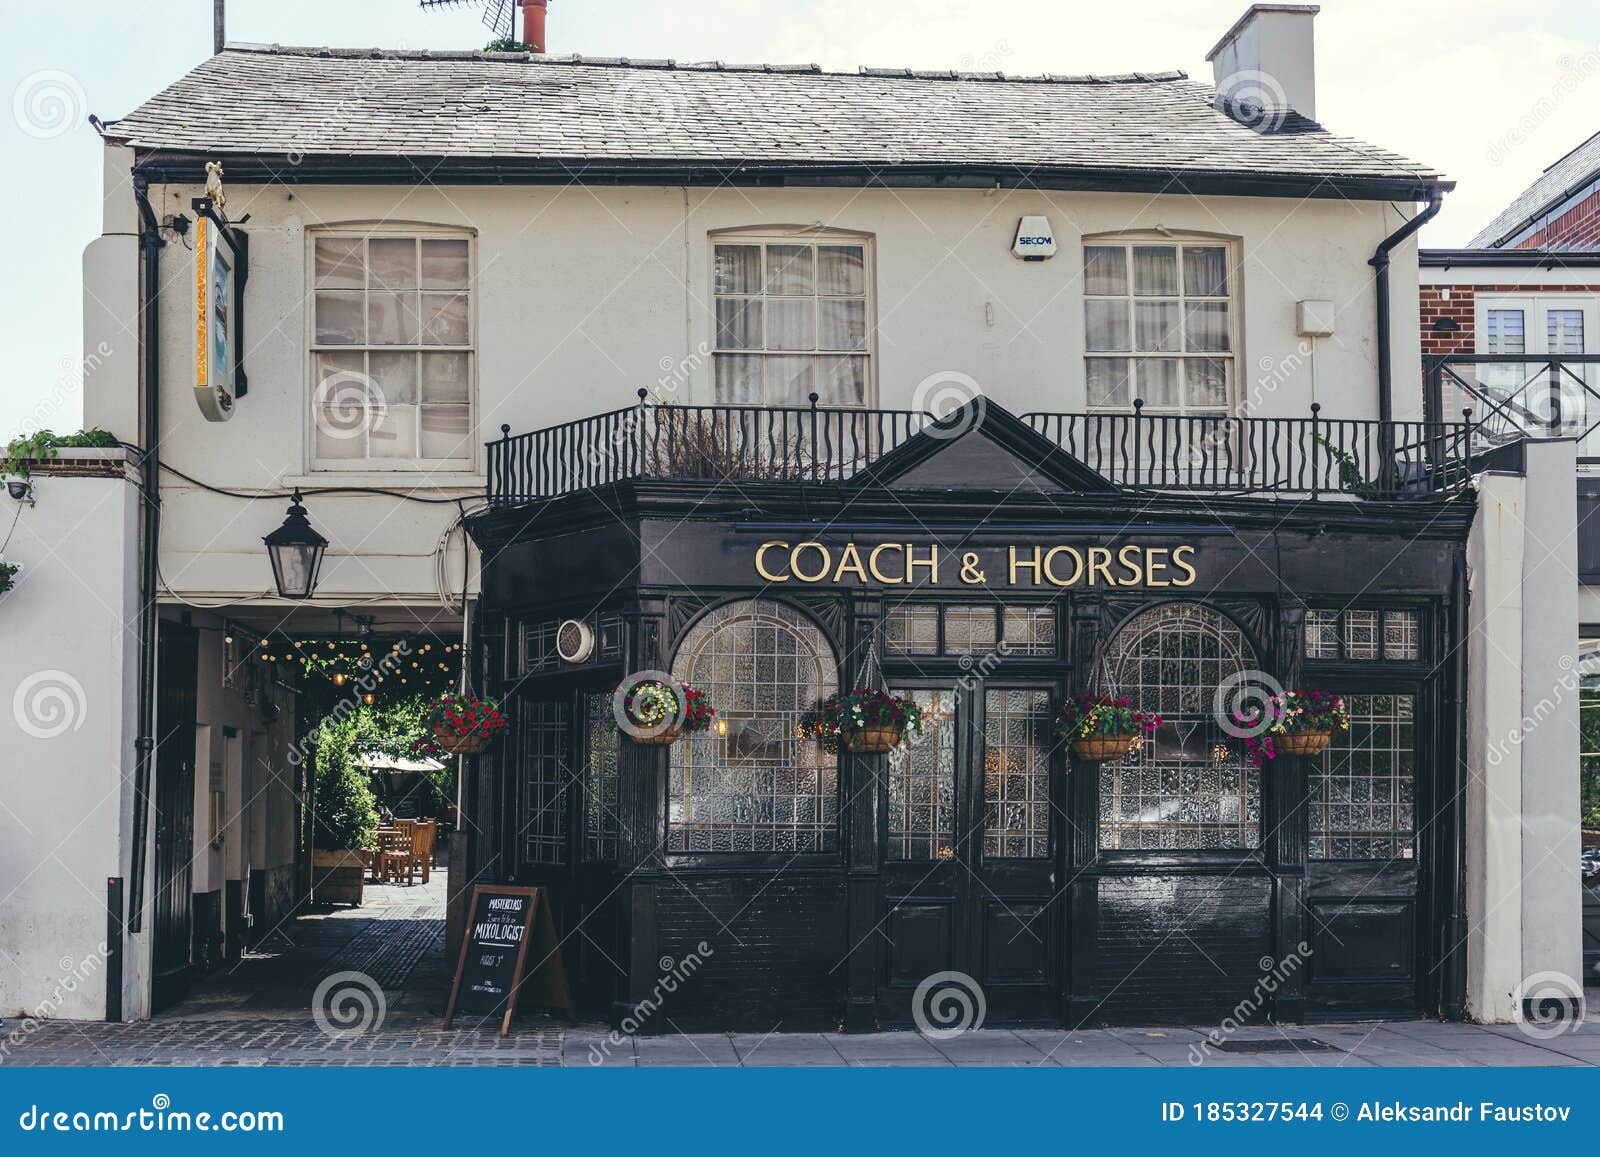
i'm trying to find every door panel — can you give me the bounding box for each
[878,683,1058,1025]
[152,623,198,1012]
[1305,692,1424,1016]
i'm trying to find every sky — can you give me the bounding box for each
[3,0,1598,441]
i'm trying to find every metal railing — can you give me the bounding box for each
[1426,354,1600,460]
[487,391,1479,507]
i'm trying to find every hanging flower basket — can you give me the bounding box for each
[1273,729,1334,758]
[1070,734,1140,763]
[423,695,507,757]
[1056,694,1160,765]
[609,678,715,745]
[815,689,924,754]
[1235,690,1350,766]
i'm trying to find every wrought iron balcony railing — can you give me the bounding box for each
[486,393,1479,508]
[1426,354,1600,461]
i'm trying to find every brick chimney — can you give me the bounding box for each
[519,0,548,52]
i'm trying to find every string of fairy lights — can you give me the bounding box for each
[222,625,463,704]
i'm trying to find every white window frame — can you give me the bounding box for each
[1474,293,1599,459]
[305,225,479,474]
[708,228,877,408]
[1081,234,1241,417]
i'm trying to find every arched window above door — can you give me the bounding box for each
[669,599,839,853]
[1097,602,1261,850]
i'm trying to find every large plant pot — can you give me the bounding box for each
[630,724,683,746]
[1070,734,1138,763]
[433,727,491,756]
[312,848,366,907]
[844,724,903,754]
[1274,729,1333,758]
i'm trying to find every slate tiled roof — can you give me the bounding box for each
[104,44,1444,196]
[1469,131,1600,248]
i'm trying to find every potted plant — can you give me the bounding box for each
[0,560,18,596]
[816,689,925,753]
[1057,694,1162,763]
[310,718,380,906]
[424,694,508,755]
[611,678,716,745]
[1236,689,1351,765]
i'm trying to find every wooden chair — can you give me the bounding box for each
[410,820,438,884]
[377,827,415,885]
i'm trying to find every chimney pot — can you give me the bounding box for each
[1206,4,1319,128]
[519,0,548,53]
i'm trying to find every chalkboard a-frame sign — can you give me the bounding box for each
[444,884,573,1037]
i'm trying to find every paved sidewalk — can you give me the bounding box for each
[3,870,1594,1066]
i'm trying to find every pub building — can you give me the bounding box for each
[464,401,1476,1031]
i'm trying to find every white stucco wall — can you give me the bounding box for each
[1466,439,1585,1023]
[0,456,144,1022]
[79,158,1425,603]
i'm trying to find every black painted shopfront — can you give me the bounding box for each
[463,404,1473,1031]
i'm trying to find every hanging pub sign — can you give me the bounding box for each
[444,884,573,1037]
[752,540,1201,589]
[192,167,249,422]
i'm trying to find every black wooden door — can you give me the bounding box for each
[151,623,198,1012]
[877,681,1059,1025]
[1304,687,1426,1016]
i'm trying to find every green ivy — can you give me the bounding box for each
[1,428,120,479]
[0,561,18,595]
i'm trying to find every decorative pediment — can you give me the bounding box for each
[850,400,1118,494]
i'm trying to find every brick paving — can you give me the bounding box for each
[3,866,1595,1066]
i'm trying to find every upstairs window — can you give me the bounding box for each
[1083,239,1235,416]
[310,232,475,470]
[712,236,873,407]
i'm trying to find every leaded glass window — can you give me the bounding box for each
[1003,606,1057,656]
[1309,694,1416,860]
[983,689,1053,858]
[882,602,1058,659]
[1098,604,1260,850]
[669,600,839,852]
[885,605,939,656]
[582,692,620,862]
[887,689,957,861]
[518,699,571,865]
[945,605,999,654]
[1303,608,1421,662]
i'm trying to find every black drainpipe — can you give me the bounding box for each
[1370,187,1445,481]
[127,174,164,939]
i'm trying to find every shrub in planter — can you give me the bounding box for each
[1056,694,1161,763]
[311,718,380,905]
[423,695,508,755]
[609,679,716,745]
[815,689,925,753]
[1235,690,1351,766]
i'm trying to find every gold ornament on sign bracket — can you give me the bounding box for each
[205,161,226,213]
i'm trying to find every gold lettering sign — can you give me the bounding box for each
[752,542,1199,588]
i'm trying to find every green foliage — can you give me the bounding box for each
[311,716,380,851]
[0,561,18,594]
[1,428,120,479]
[1314,436,1380,499]
[484,37,538,52]
[1582,696,1600,829]
[345,697,455,804]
